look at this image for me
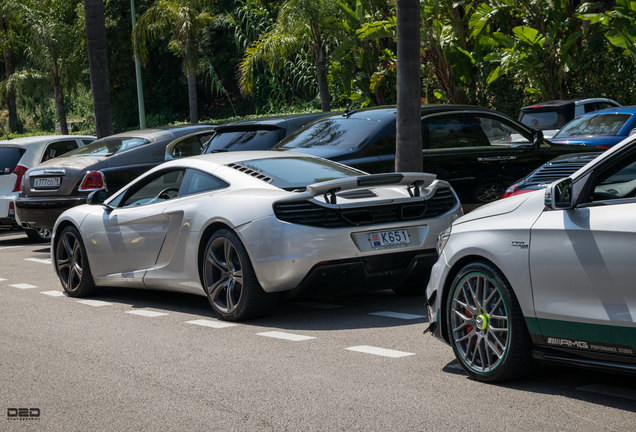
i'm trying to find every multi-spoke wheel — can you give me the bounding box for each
[55,226,97,297]
[203,229,278,321]
[475,182,505,203]
[447,261,535,382]
[25,227,52,243]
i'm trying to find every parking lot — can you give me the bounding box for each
[1,230,635,431]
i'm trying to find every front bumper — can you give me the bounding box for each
[15,196,87,229]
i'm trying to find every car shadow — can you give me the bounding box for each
[0,232,36,246]
[85,287,429,331]
[442,360,636,413]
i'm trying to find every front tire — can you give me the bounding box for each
[203,229,278,321]
[446,261,535,383]
[55,226,98,297]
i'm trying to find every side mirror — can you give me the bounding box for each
[87,189,107,206]
[532,129,544,151]
[545,177,573,209]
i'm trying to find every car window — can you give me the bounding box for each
[274,118,379,150]
[555,114,631,138]
[180,169,227,196]
[424,114,479,149]
[171,136,205,159]
[205,129,284,152]
[120,169,186,208]
[520,111,558,128]
[0,147,25,174]
[64,137,149,157]
[82,139,95,146]
[584,102,619,113]
[41,140,79,163]
[473,116,531,145]
[591,154,636,202]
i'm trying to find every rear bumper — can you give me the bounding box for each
[15,196,86,229]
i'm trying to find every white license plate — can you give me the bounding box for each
[33,177,61,188]
[369,229,410,249]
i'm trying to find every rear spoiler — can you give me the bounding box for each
[306,173,437,204]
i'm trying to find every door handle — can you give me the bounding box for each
[477,156,517,162]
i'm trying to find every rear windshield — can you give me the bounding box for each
[63,137,149,157]
[0,147,25,175]
[554,113,631,138]
[520,111,558,128]
[205,129,284,152]
[233,157,363,190]
[274,118,378,150]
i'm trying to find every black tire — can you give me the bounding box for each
[446,261,535,383]
[203,229,278,321]
[25,228,52,243]
[54,226,98,297]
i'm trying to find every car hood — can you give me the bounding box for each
[455,192,535,225]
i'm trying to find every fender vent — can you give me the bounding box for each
[226,163,273,183]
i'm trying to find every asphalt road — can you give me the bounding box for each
[1,230,635,431]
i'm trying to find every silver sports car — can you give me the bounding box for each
[426,135,636,382]
[52,152,462,321]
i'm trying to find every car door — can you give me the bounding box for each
[529,152,636,354]
[81,168,187,286]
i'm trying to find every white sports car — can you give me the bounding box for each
[52,152,462,321]
[426,135,636,382]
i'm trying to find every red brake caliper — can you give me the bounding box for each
[465,309,475,344]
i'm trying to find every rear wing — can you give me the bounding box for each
[306,173,437,204]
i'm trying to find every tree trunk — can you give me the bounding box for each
[187,72,198,124]
[53,76,69,135]
[313,43,331,112]
[395,0,422,173]
[84,0,113,138]
[0,17,17,132]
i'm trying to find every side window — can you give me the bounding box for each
[171,136,205,159]
[41,140,79,162]
[584,102,619,113]
[120,169,186,208]
[590,153,636,202]
[82,139,95,146]
[473,115,531,145]
[424,114,479,149]
[180,169,228,196]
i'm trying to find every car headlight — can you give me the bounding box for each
[436,226,452,256]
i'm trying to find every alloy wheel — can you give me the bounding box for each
[204,236,244,314]
[56,231,84,292]
[476,183,504,202]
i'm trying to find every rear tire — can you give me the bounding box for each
[203,229,278,321]
[25,228,52,243]
[55,226,98,297]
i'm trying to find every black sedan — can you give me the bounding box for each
[16,125,216,230]
[272,105,602,208]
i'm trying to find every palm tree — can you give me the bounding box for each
[239,0,340,112]
[84,0,113,138]
[133,0,213,124]
[0,15,18,132]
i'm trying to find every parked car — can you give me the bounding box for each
[203,112,331,153]
[502,152,603,198]
[518,97,621,139]
[425,134,636,382]
[550,106,636,147]
[0,135,95,241]
[51,151,462,321]
[271,105,600,209]
[15,125,216,232]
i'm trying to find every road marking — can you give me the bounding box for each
[185,319,237,329]
[41,291,66,297]
[9,283,38,289]
[24,258,52,264]
[369,311,426,320]
[0,244,41,250]
[256,331,316,341]
[77,300,113,307]
[125,310,168,317]
[0,278,6,281]
[294,301,342,309]
[346,345,415,358]
[576,384,636,401]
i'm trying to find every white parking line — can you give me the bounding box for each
[185,319,237,329]
[24,258,52,264]
[294,301,342,309]
[0,244,40,250]
[125,310,168,317]
[576,384,636,401]
[9,284,38,289]
[41,291,66,297]
[256,331,316,341]
[77,300,113,307]
[346,345,415,358]
[369,311,426,320]
[0,278,6,281]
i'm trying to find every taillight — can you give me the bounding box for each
[79,171,105,191]
[8,202,15,216]
[595,145,610,149]
[12,165,27,192]
[503,183,534,198]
